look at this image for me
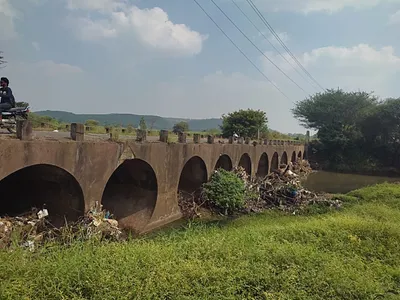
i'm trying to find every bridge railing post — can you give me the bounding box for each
[16,120,33,141]
[159,130,169,143]
[178,132,187,143]
[238,137,244,144]
[109,127,120,141]
[193,133,200,144]
[70,123,84,141]
[228,136,234,144]
[245,137,251,145]
[136,129,147,142]
[207,135,214,144]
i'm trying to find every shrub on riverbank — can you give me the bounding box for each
[1,183,400,299]
[202,169,246,214]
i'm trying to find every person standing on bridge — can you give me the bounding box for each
[0,77,16,119]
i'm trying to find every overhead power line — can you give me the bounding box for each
[209,0,309,95]
[192,0,291,101]
[230,0,318,92]
[246,0,326,92]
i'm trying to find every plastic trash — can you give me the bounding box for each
[37,209,49,219]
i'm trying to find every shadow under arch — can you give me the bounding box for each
[238,153,252,175]
[298,151,302,160]
[271,152,279,171]
[0,164,84,227]
[215,154,233,171]
[256,153,269,177]
[280,151,288,165]
[178,156,208,193]
[101,159,158,233]
[291,151,297,163]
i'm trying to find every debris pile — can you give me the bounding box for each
[0,202,123,251]
[179,162,340,219]
[243,171,341,214]
[291,159,313,177]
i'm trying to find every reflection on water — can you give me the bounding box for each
[302,171,400,194]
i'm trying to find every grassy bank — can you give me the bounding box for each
[1,184,400,299]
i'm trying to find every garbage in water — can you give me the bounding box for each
[0,201,124,251]
[179,160,341,218]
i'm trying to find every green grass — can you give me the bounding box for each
[1,183,400,299]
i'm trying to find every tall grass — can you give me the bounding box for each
[1,183,400,299]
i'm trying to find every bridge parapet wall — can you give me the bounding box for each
[0,139,305,232]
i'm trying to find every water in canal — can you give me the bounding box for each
[302,171,400,194]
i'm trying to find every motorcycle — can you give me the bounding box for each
[1,106,30,133]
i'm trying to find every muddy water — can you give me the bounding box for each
[302,171,400,194]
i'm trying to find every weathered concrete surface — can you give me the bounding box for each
[0,139,305,233]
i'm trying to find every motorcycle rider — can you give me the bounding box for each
[0,77,16,120]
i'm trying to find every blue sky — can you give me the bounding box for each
[1,0,400,133]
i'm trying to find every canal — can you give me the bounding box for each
[302,171,400,194]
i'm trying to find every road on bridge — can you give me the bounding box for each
[0,129,228,143]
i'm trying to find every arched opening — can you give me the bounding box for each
[291,151,297,163]
[101,159,157,232]
[239,153,252,175]
[256,153,269,177]
[303,151,307,160]
[215,154,233,171]
[0,164,84,227]
[271,152,279,171]
[178,156,208,193]
[280,151,288,165]
[298,151,302,160]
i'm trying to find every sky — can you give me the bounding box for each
[1,0,400,133]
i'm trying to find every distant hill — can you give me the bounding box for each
[35,110,223,131]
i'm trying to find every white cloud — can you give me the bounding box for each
[32,42,40,51]
[251,0,400,13]
[267,31,289,46]
[66,0,126,13]
[5,60,85,109]
[389,10,400,24]
[0,0,18,40]
[261,44,400,98]
[66,1,207,56]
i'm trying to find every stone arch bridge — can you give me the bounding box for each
[0,139,305,233]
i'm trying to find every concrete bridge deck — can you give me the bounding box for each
[0,137,305,233]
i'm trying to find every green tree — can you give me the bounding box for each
[361,98,400,167]
[220,109,268,138]
[85,119,100,126]
[292,89,379,170]
[173,121,189,134]
[139,117,147,130]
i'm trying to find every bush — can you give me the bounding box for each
[202,169,246,214]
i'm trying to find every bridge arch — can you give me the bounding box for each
[238,153,252,175]
[291,151,297,163]
[178,156,208,193]
[271,152,279,171]
[0,164,84,227]
[101,159,158,232]
[298,151,302,160]
[256,153,269,178]
[215,154,233,171]
[280,151,288,165]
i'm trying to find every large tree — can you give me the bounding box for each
[291,88,394,171]
[220,109,268,138]
[173,121,189,134]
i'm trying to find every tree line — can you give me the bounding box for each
[293,89,400,174]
